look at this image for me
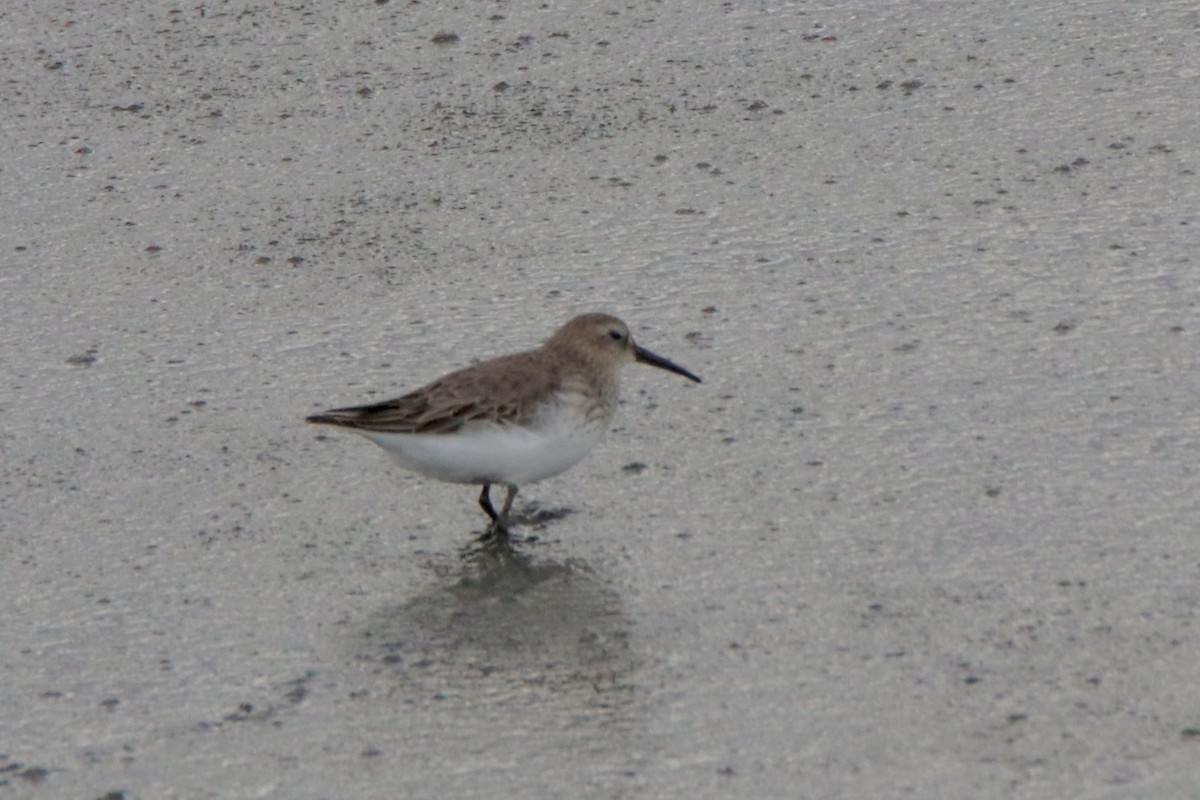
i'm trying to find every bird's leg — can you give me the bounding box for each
[478,483,498,522]
[479,483,509,539]
[477,483,521,541]
[499,484,519,525]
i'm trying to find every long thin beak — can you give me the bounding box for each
[635,344,702,383]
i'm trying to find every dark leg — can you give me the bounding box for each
[478,483,520,540]
[478,483,510,539]
[500,485,518,522]
[478,483,498,522]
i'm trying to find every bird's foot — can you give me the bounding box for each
[479,518,511,543]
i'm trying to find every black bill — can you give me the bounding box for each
[635,345,702,383]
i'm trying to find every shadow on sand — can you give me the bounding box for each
[355,530,637,708]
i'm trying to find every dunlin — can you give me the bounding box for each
[307,313,701,539]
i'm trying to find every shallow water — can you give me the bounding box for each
[2,1,1199,797]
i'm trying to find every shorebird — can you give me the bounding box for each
[306,313,701,540]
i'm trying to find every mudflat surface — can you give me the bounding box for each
[3,2,1199,798]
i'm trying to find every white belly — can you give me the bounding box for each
[356,413,607,486]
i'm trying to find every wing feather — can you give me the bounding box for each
[306,350,562,435]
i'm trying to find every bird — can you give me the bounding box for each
[306,313,702,540]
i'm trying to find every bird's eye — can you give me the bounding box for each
[609,329,624,341]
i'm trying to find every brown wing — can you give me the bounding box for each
[306,350,562,435]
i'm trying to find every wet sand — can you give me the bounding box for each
[3,1,1199,797]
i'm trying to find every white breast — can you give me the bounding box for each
[355,395,610,486]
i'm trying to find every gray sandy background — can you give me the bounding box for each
[3,1,1199,798]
